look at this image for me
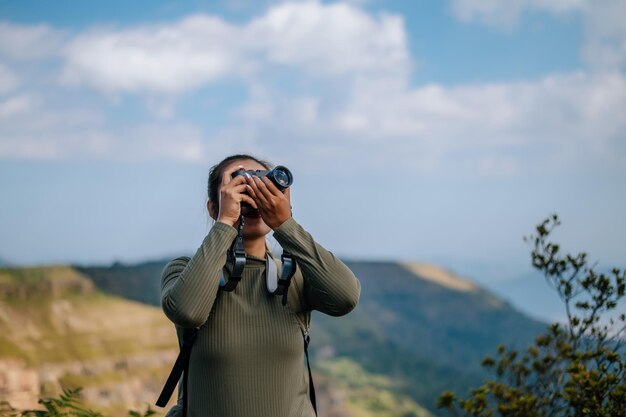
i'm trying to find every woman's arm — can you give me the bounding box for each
[160,222,237,328]
[273,217,360,316]
[245,175,360,315]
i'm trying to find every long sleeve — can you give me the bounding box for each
[161,221,238,328]
[273,217,360,316]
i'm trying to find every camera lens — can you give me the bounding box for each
[274,170,289,188]
[268,166,293,190]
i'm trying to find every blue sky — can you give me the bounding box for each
[1,0,625,306]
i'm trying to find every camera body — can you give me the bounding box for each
[231,165,293,191]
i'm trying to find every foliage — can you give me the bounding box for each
[21,388,102,417]
[438,214,626,417]
[0,388,156,417]
[126,408,156,417]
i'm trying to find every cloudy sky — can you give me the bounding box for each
[1,0,624,295]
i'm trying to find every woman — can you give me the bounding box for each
[160,154,361,417]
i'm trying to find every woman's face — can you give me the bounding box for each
[216,158,272,239]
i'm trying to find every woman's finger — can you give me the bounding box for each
[228,183,248,192]
[251,177,292,229]
[244,183,258,200]
[222,164,245,186]
[223,174,247,191]
[241,194,257,209]
[247,176,269,205]
[253,176,276,201]
[260,176,283,197]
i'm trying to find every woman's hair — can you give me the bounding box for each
[207,154,273,205]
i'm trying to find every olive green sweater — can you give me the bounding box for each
[161,218,361,417]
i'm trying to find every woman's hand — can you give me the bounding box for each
[216,165,258,227]
[245,176,292,230]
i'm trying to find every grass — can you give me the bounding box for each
[317,357,436,417]
[0,266,176,366]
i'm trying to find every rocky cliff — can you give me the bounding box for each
[0,266,178,415]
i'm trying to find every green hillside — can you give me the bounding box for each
[77,258,546,415]
[0,266,178,416]
[315,261,545,411]
[76,261,165,306]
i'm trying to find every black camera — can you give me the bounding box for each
[231,165,293,191]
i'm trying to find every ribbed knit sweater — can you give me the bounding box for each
[161,217,361,417]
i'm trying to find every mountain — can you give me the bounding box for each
[491,270,567,322]
[77,257,547,415]
[0,256,11,267]
[0,264,435,417]
[312,261,545,411]
[0,265,178,416]
[76,260,165,306]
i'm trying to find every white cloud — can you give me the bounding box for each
[0,62,19,93]
[0,96,104,159]
[61,1,408,94]
[119,123,208,162]
[0,124,207,162]
[0,94,207,162]
[582,0,626,70]
[235,84,320,126]
[478,155,520,176]
[0,94,36,118]
[450,0,585,29]
[450,0,626,72]
[227,70,626,175]
[0,21,66,60]
[0,130,107,160]
[1,1,624,176]
[62,16,241,94]
[244,2,408,78]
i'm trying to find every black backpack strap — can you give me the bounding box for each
[303,332,317,415]
[275,251,297,305]
[290,286,316,414]
[156,328,198,412]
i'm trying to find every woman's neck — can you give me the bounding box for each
[244,237,267,258]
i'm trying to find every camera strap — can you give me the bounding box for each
[218,214,297,302]
[220,214,246,292]
[220,248,297,304]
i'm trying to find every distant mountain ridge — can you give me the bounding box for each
[0,258,548,416]
[0,255,12,267]
[76,257,546,415]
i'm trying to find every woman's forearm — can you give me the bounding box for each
[161,221,237,328]
[273,217,361,316]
